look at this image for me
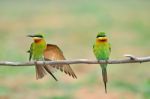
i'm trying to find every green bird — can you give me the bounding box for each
[28,34,58,81]
[28,34,77,80]
[93,32,111,93]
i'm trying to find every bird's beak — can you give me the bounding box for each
[27,35,34,37]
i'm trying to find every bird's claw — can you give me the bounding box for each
[106,60,109,64]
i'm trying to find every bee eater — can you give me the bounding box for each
[28,34,77,80]
[93,32,111,93]
[28,34,58,81]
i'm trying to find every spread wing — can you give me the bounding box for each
[43,44,77,79]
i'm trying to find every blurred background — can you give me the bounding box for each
[0,0,150,99]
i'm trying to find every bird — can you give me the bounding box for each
[93,32,111,93]
[27,34,77,80]
[27,34,58,81]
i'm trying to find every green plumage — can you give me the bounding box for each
[28,37,47,79]
[28,34,58,80]
[93,32,111,93]
[30,42,46,61]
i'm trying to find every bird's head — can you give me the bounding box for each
[27,34,44,43]
[96,32,108,42]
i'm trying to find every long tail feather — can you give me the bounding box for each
[35,63,46,80]
[44,66,58,81]
[102,68,107,93]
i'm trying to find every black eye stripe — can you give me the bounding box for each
[35,35,43,38]
[96,35,106,38]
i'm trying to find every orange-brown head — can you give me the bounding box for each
[96,32,108,43]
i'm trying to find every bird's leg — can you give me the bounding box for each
[34,60,41,66]
[41,57,46,66]
[106,60,109,64]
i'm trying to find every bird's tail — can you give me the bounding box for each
[43,65,58,81]
[35,63,46,80]
[101,65,108,93]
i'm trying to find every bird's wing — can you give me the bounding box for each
[43,44,77,79]
[93,44,95,49]
[109,43,111,52]
[28,43,33,61]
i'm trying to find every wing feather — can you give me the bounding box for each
[44,44,77,79]
[28,43,33,61]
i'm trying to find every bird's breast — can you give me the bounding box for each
[93,44,110,60]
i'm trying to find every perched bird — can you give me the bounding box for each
[28,34,77,80]
[93,32,111,93]
[28,34,57,81]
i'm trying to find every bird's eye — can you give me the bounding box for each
[96,35,105,38]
